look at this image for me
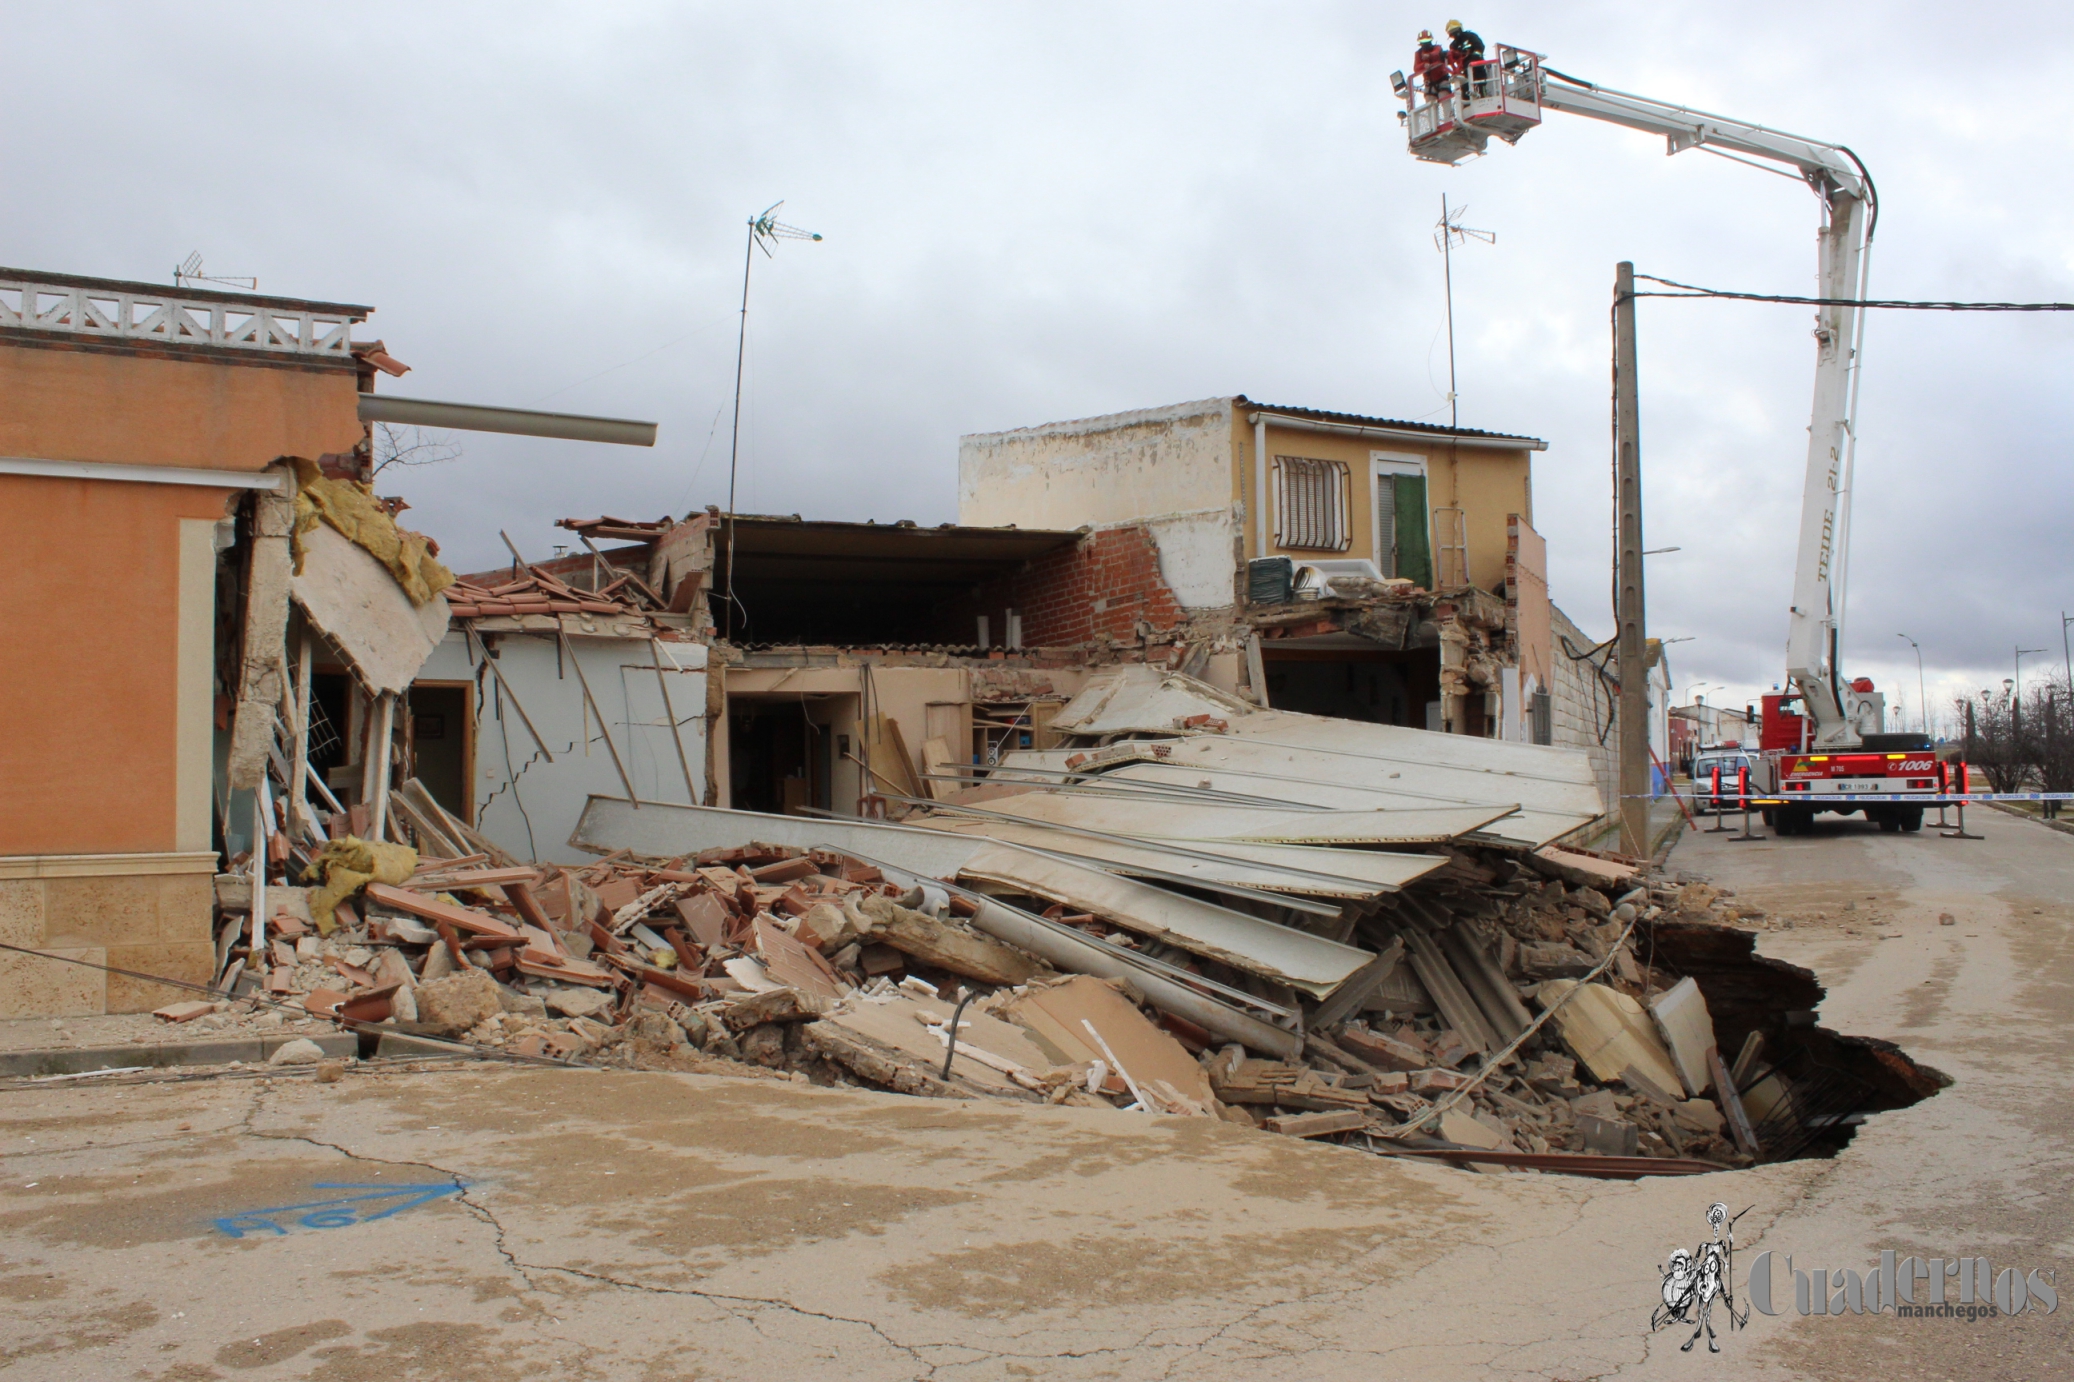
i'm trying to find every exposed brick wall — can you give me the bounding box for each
[944,523,1188,647]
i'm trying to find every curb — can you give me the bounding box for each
[0,1033,359,1080]
[1985,801,2074,839]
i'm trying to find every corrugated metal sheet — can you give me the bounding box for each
[566,796,1378,995]
[1030,666,1604,847]
[913,814,1444,898]
[956,790,1516,846]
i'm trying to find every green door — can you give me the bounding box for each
[1392,472,1432,589]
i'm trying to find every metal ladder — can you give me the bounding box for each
[1433,507,1470,587]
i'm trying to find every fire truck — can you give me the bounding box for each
[1394,45,1949,837]
[1754,691,1941,834]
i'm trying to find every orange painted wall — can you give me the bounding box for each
[0,340,365,857]
[0,476,227,853]
[0,342,363,473]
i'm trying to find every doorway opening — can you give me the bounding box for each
[728,697,850,816]
[408,682,475,821]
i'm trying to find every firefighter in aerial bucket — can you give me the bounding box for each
[1413,29,1452,101]
[1446,20,1489,98]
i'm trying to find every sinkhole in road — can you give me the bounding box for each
[1639,919,1948,1163]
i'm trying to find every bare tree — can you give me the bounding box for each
[2025,672,2073,818]
[370,423,463,478]
[1956,687,2028,794]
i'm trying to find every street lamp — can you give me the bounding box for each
[1643,546,1682,555]
[2016,646,2047,695]
[2061,611,2072,692]
[1897,633,1926,735]
[2016,646,2047,745]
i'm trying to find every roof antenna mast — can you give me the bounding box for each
[722,202,823,640]
[1433,196,1495,430]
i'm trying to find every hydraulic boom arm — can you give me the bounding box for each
[1536,69,1874,747]
[1399,52,1876,747]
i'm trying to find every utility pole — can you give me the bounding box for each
[1613,262,1649,856]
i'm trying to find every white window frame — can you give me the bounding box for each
[1370,451,1428,578]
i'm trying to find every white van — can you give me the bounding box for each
[1691,749,1767,812]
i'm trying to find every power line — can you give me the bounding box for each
[1631,273,2074,312]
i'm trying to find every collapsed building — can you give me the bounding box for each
[4,265,1917,1177]
[402,396,1664,868]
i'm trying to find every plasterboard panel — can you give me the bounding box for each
[567,796,1375,993]
[292,524,449,694]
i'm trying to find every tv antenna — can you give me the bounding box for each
[174,252,257,291]
[722,202,824,638]
[1433,195,1494,430]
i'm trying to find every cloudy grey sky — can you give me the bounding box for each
[10,2,2072,727]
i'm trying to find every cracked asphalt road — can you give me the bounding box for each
[1,807,2068,1380]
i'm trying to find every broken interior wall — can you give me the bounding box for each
[957,398,1239,600]
[414,631,709,865]
[715,663,1095,815]
[940,523,1192,647]
[1506,515,1552,742]
[1546,602,1619,823]
[0,284,368,1016]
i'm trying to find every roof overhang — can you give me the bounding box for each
[1247,409,1547,452]
[717,516,1083,587]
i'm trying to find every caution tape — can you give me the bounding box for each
[1638,792,2074,803]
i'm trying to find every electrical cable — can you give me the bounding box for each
[1631,273,2074,311]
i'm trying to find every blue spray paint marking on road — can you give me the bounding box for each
[214,1182,464,1238]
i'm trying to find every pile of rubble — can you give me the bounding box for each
[184,661,1944,1174]
[183,822,1796,1173]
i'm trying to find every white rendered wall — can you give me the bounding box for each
[417,631,708,864]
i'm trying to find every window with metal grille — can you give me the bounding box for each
[1273,456,1351,551]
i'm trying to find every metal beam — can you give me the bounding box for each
[357,395,657,447]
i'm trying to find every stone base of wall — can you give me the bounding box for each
[0,853,218,1018]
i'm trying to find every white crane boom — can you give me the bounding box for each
[1396,48,1877,747]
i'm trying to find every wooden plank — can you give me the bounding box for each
[465,626,554,764]
[863,902,1043,987]
[505,880,557,933]
[402,866,541,890]
[1264,1109,1367,1138]
[865,714,921,799]
[363,882,521,940]
[651,639,701,806]
[392,792,467,860]
[399,778,520,867]
[558,627,639,807]
[1710,1047,1762,1159]
[922,737,958,801]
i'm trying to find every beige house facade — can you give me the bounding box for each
[959,396,1543,609]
